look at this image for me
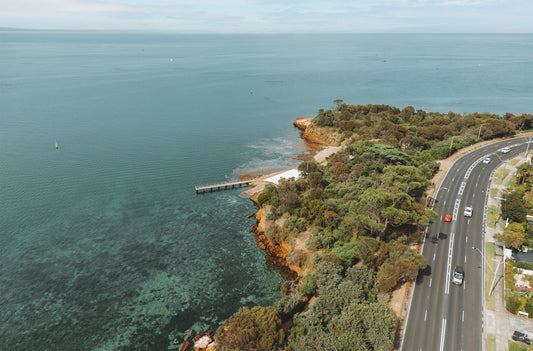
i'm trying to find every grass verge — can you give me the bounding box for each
[488,206,498,229]
[486,334,496,351]
[486,242,496,310]
[495,168,511,185]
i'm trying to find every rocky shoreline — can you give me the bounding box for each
[246,117,340,280]
[185,117,338,350]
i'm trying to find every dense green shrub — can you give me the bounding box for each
[215,306,285,351]
[297,274,317,297]
[507,296,523,315]
[515,261,533,270]
[258,184,276,207]
[284,215,306,233]
[274,296,304,321]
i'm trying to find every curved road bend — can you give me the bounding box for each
[401,136,532,351]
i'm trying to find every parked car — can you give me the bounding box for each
[500,147,511,153]
[464,206,473,217]
[483,157,491,164]
[512,331,531,345]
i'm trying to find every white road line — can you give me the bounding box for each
[429,278,432,287]
[462,310,465,322]
[453,199,461,221]
[458,182,466,196]
[439,318,447,351]
[443,199,447,207]
[433,252,436,261]
[466,236,468,243]
[425,310,427,321]
[465,255,467,263]
[445,232,455,295]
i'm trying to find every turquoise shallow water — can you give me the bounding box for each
[1,32,532,350]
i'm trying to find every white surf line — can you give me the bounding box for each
[439,318,447,351]
[458,182,466,196]
[453,199,461,221]
[445,232,455,295]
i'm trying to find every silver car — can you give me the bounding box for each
[464,206,473,217]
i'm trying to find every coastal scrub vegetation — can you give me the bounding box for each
[214,102,533,350]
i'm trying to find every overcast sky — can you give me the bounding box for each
[2,0,531,33]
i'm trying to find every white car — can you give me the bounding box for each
[500,147,511,153]
[483,157,491,164]
[453,266,464,285]
[464,206,473,217]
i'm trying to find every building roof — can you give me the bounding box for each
[264,168,301,185]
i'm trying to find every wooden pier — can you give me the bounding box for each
[195,180,253,194]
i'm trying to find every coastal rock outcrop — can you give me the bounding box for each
[293,117,341,146]
[250,208,297,282]
[193,333,215,351]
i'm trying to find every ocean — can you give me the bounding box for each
[0,32,532,350]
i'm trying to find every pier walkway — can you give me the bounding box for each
[195,180,253,194]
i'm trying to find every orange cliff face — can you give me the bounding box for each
[294,117,342,146]
[250,207,297,282]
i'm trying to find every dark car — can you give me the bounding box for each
[512,331,531,345]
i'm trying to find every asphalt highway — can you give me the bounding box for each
[401,135,533,351]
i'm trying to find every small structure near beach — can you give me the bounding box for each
[264,168,301,185]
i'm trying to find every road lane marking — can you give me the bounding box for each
[445,232,455,295]
[440,318,447,351]
[433,252,436,261]
[425,310,427,321]
[465,255,467,263]
[429,278,432,287]
[462,310,465,322]
[458,182,466,196]
[465,156,484,179]
[466,236,468,243]
[453,199,461,221]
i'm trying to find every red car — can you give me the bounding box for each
[444,214,452,222]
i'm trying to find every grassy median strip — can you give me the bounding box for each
[486,242,496,310]
[486,334,496,351]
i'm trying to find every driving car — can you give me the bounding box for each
[453,265,464,285]
[444,214,452,222]
[483,157,491,164]
[464,206,473,217]
[500,147,511,153]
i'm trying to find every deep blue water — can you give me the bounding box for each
[1,32,532,350]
